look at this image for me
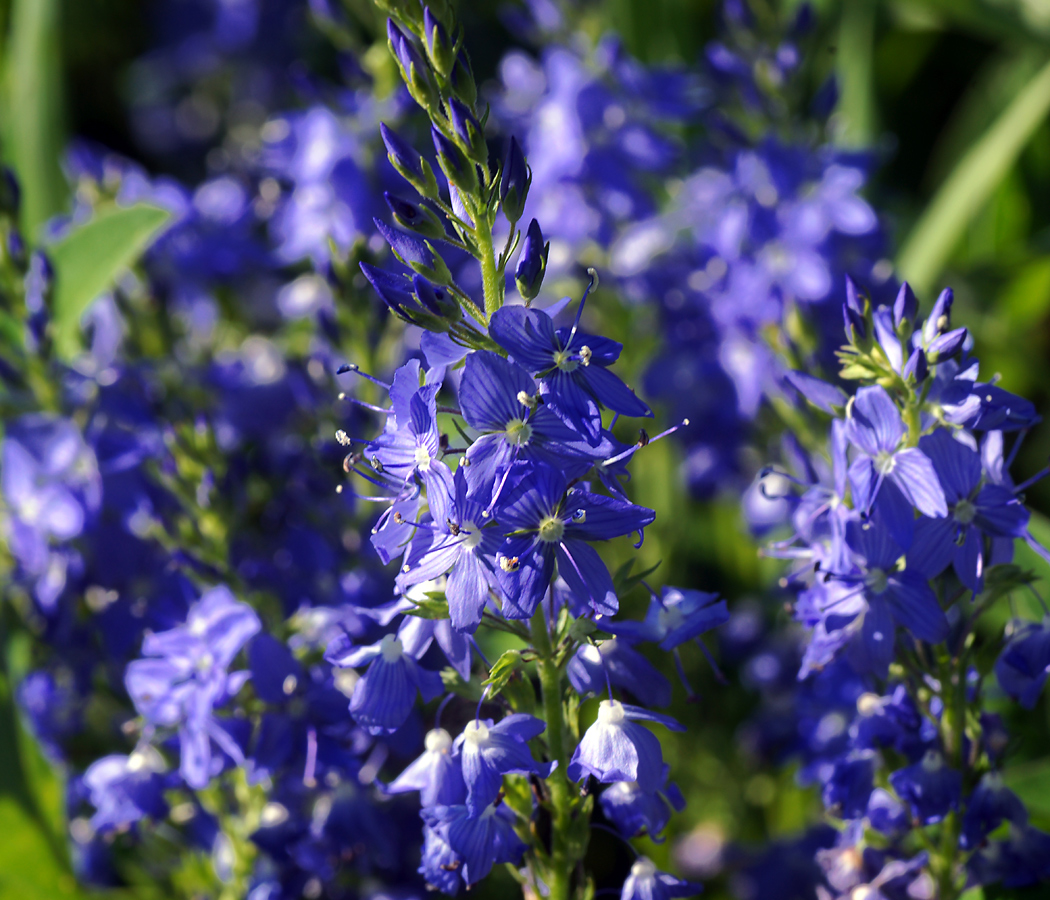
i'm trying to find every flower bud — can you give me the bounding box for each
[387,19,439,112]
[361,263,451,332]
[432,125,477,193]
[449,50,477,108]
[374,218,452,285]
[515,218,549,303]
[380,123,439,199]
[500,138,530,223]
[892,281,917,329]
[447,97,487,164]
[422,7,455,78]
[383,192,446,241]
[922,287,954,344]
[412,274,460,322]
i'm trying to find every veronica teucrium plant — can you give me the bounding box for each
[338,2,720,897]
[764,279,1050,897]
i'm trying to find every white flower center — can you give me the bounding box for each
[464,720,490,744]
[874,451,896,476]
[380,634,404,663]
[414,446,432,471]
[630,858,657,879]
[460,520,483,551]
[425,728,453,753]
[598,699,626,725]
[538,516,565,543]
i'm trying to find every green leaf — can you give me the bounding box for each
[482,649,523,699]
[48,204,172,359]
[404,592,451,620]
[835,0,877,147]
[897,56,1050,295]
[2,0,66,241]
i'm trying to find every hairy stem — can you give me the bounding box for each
[476,214,502,319]
[531,605,574,900]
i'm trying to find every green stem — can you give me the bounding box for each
[531,606,574,900]
[476,215,502,319]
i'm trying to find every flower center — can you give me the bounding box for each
[866,568,889,595]
[597,699,626,725]
[425,728,453,754]
[552,349,578,372]
[874,451,896,476]
[464,720,490,744]
[538,516,565,543]
[414,446,432,471]
[657,606,685,633]
[504,418,533,446]
[379,634,403,663]
[460,520,483,551]
[630,858,657,880]
[954,498,976,525]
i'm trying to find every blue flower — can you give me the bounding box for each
[83,748,169,833]
[325,616,444,735]
[456,713,552,816]
[567,639,672,708]
[961,772,1027,850]
[887,751,961,826]
[124,585,260,788]
[822,752,874,820]
[397,467,502,633]
[493,461,655,618]
[2,415,101,609]
[421,801,527,887]
[568,700,684,793]
[607,586,728,651]
[385,727,467,808]
[599,765,685,841]
[458,349,604,491]
[840,518,949,674]
[844,385,947,522]
[620,857,700,900]
[995,618,1050,709]
[489,304,651,444]
[909,429,1028,592]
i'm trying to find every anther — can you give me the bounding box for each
[370,455,385,473]
[579,345,592,366]
[335,429,351,445]
[499,555,520,572]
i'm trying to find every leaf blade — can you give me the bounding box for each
[48,204,172,360]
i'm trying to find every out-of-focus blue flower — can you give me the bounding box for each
[995,617,1050,709]
[887,751,961,826]
[1,415,101,609]
[125,585,260,788]
[607,586,728,651]
[620,857,700,900]
[83,748,169,833]
[567,640,672,708]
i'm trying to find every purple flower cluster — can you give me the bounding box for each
[761,279,1050,894]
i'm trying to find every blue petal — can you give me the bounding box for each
[459,351,536,432]
[557,540,617,617]
[890,447,948,518]
[583,365,652,418]
[885,571,948,644]
[489,306,557,373]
